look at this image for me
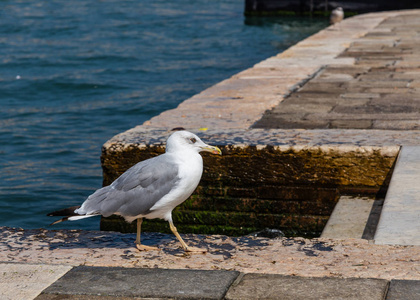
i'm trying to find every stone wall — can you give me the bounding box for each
[100,141,397,237]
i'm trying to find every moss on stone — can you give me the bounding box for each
[100,142,397,237]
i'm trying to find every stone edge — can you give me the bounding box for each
[26,265,420,299]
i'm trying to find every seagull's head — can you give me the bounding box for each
[166,130,222,155]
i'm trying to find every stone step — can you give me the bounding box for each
[321,196,383,240]
[374,146,420,246]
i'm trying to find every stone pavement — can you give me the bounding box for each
[2,9,420,300]
[0,263,418,299]
[1,225,419,299]
[254,13,420,130]
[34,266,420,299]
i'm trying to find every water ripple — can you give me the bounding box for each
[0,0,327,230]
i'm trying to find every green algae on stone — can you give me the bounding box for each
[100,141,397,237]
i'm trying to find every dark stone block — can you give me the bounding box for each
[329,119,373,129]
[225,274,389,300]
[101,139,396,236]
[386,280,420,300]
[226,187,257,198]
[41,266,239,300]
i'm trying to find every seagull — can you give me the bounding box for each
[48,130,222,253]
[330,7,344,25]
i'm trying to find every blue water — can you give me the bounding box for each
[0,0,327,230]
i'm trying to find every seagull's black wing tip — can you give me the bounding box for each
[47,205,81,217]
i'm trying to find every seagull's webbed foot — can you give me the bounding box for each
[135,243,160,251]
[169,221,207,254]
[185,246,207,253]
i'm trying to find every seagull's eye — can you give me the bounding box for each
[190,138,197,144]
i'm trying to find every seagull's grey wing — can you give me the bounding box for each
[79,154,180,218]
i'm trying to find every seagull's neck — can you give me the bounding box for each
[167,149,203,186]
[167,149,201,162]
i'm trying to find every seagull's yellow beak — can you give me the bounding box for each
[202,145,222,155]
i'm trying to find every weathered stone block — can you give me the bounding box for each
[225,274,389,300]
[226,187,257,198]
[100,140,396,237]
[330,119,373,129]
[386,279,420,299]
[373,120,420,130]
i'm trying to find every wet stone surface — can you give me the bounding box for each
[1,227,419,280]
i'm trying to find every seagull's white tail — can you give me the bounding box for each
[68,215,97,221]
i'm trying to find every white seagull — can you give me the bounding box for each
[330,7,344,25]
[48,130,222,253]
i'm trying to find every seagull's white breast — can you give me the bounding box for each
[145,150,203,221]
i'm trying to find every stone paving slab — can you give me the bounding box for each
[386,279,420,300]
[0,263,72,300]
[39,266,239,300]
[320,196,379,239]
[225,274,389,300]
[374,146,420,246]
[254,12,420,130]
[37,295,133,299]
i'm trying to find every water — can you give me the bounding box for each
[0,0,327,230]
